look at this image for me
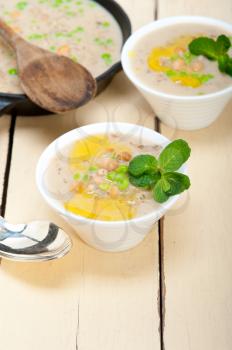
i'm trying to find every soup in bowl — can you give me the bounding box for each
[36,122,188,252]
[122,16,232,130]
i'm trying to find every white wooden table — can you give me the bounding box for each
[0,1,232,349]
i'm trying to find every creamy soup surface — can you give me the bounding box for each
[130,24,232,96]
[0,0,122,93]
[44,134,163,221]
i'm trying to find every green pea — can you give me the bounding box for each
[118,178,129,191]
[53,0,63,7]
[8,68,18,75]
[114,173,127,182]
[116,165,128,174]
[101,53,112,65]
[73,173,80,180]
[55,32,63,37]
[99,183,111,191]
[89,1,96,7]
[170,54,179,62]
[75,26,84,32]
[66,11,76,16]
[82,174,89,182]
[107,171,117,181]
[183,51,196,65]
[28,33,47,40]
[94,37,101,44]
[106,38,113,45]
[16,1,28,10]
[89,165,98,172]
[102,21,110,27]
[49,46,56,52]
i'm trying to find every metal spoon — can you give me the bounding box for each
[0,216,72,262]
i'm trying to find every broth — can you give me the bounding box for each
[44,133,162,221]
[129,24,232,95]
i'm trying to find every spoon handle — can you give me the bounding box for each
[0,17,23,50]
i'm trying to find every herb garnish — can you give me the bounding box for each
[189,34,232,77]
[128,139,191,203]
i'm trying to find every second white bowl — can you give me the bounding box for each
[121,16,232,131]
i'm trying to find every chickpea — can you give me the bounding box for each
[191,60,204,72]
[172,58,185,71]
[86,184,95,192]
[109,185,119,198]
[121,151,132,161]
[99,158,118,171]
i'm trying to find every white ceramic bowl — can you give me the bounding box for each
[36,122,187,252]
[121,16,232,131]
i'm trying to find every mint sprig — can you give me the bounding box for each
[128,139,191,203]
[189,34,232,77]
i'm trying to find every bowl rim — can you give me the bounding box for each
[121,15,232,101]
[36,122,187,226]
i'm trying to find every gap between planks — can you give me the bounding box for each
[154,1,166,349]
[155,116,166,350]
[0,113,17,217]
[0,113,17,267]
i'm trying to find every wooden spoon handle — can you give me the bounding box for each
[0,17,23,50]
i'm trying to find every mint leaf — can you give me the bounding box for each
[218,54,229,72]
[128,154,158,176]
[153,172,190,203]
[161,176,171,192]
[189,37,218,60]
[216,35,231,55]
[153,179,170,203]
[218,54,232,76]
[164,172,190,196]
[189,34,232,78]
[129,173,161,189]
[158,139,191,172]
[224,57,232,76]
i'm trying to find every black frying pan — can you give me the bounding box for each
[0,0,131,116]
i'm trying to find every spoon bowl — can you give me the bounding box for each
[0,216,72,262]
[0,18,97,114]
[19,50,97,114]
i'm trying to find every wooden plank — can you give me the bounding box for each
[158,0,232,22]
[0,115,11,213]
[158,1,232,349]
[0,2,161,350]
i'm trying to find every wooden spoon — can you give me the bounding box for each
[0,18,97,113]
